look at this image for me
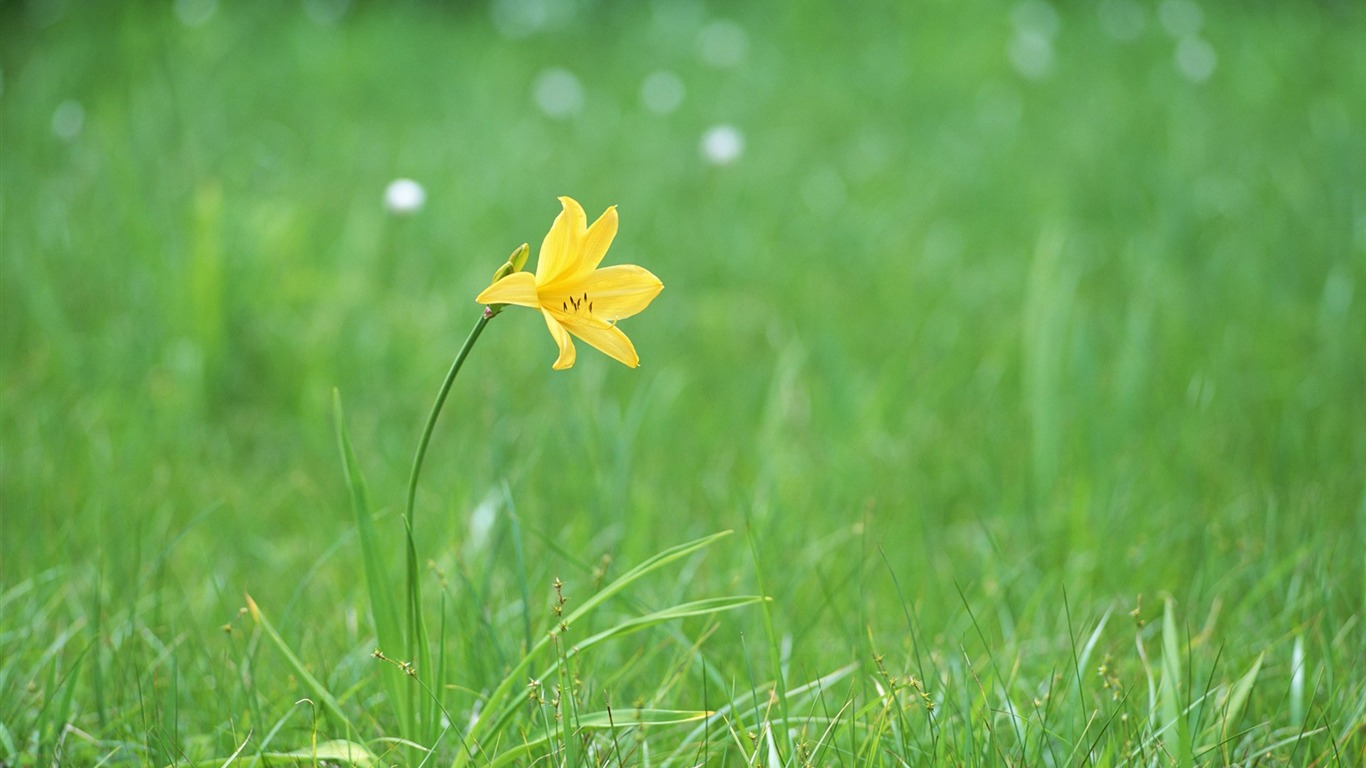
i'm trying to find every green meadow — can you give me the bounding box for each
[2,0,1364,764]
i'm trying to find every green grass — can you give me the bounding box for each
[2,0,1364,764]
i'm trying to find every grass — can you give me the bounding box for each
[2,0,1364,764]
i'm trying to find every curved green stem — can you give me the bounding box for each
[402,309,493,742]
[406,313,491,520]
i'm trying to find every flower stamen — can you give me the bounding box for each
[563,292,593,315]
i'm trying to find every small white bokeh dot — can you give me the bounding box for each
[52,100,84,141]
[532,67,584,119]
[1175,36,1216,82]
[384,179,426,215]
[701,125,744,165]
[641,70,685,115]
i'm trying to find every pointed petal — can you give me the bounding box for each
[542,309,576,370]
[579,205,618,273]
[540,205,620,292]
[566,321,640,368]
[579,264,663,321]
[535,197,587,285]
[475,271,540,308]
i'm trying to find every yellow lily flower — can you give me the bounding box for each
[476,196,664,370]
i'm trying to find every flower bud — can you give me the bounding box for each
[509,242,530,272]
[489,243,531,285]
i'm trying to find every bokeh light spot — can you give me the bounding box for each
[491,0,554,39]
[641,70,685,115]
[532,67,584,119]
[174,0,217,27]
[1158,0,1204,38]
[699,20,749,68]
[1175,36,1216,83]
[1098,0,1146,40]
[701,125,744,165]
[1011,0,1061,40]
[384,178,426,215]
[303,0,350,26]
[51,100,84,141]
[1008,32,1054,80]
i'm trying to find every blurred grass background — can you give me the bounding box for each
[2,0,1364,764]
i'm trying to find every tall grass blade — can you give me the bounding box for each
[244,594,355,736]
[332,390,409,735]
[1221,652,1263,742]
[1159,597,1192,768]
[745,525,791,762]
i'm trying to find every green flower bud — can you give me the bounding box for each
[509,242,530,272]
[489,243,531,285]
[490,261,515,284]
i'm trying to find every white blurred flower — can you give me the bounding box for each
[701,125,744,165]
[384,178,426,215]
[532,67,583,119]
[641,70,685,114]
[466,490,500,555]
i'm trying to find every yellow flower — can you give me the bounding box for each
[476,197,664,370]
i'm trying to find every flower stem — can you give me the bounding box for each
[402,310,491,740]
[406,313,491,521]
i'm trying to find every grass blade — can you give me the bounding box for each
[332,390,409,734]
[245,594,355,736]
[1221,652,1264,742]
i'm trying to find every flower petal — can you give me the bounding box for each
[565,320,640,368]
[579,205,618,273]
[580,264,663,321]
[535,197,587,286]
[541,309,576,370]
[540,205,620,293]
[475,270,539,308]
